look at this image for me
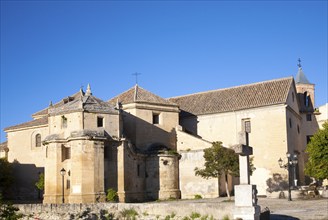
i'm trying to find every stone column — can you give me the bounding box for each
[117,140,127,202]
[233,144,261,220]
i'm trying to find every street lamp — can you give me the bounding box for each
[60,168,66,203]
[278,153,298,201]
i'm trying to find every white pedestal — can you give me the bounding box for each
[234,185,261,220]
[234,205,261,220]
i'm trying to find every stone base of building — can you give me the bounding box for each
[118,191,146,203]
[69,193,106,203]
[43,192,106,204]
[159,189,181,200]
[43,194,63,204]
[118,189,181,202]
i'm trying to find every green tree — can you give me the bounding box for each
[305,122,328,180]
[0,158,14,199]
[194,142,239,199]
[35,173,44,191]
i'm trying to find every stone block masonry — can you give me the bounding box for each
[16,201,234,220]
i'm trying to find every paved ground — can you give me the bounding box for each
[169,197,328,220]
[257,197,328,220]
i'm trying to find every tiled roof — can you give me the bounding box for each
[32,90,84,118]
[6,86,117,131]
[48,94,118,115]
[4,117,48,131]
[108,85,178,106]
[0,141,8,151]
[169,77,294,116]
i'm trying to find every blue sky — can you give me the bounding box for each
[1,1,327,142]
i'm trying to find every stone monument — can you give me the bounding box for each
[233,132,261,220]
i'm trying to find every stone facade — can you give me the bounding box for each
[2,67,324,203]
[315,103,328,129]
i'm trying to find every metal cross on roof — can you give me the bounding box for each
[132,72,142,84]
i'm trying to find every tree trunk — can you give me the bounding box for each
[217,176,220,198]
[225,172,230,199]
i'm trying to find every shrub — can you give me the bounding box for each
[190,212,201,219]
[120,208,138,220]
[35,173,44,190]
[106,188,118,202]
[200,215,208,220]
[0,194,23,220]
[194,194,202,199]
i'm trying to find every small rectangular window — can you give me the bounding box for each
[62,145,71,161]
[62,116,67,129]
[66,179,70,189]
[306,135,313,144]
[97,117,104,127]
[244,121,251,133]
[289,118,292,128]
[153,113,159,124]
[306,114,312,121]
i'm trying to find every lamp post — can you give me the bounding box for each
[60,168,66,203]
[278,153,298,201]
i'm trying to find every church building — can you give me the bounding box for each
[1,65,322,203]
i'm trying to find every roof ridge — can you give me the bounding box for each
[108,84,178,106]
[169,76,294,116]
[169,76,294,99]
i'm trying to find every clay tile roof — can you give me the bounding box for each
[108,85,178,106]
[4,117,48,131]
[0,141,8,152]
[48,94,118,115]
[32,90,84,118]
[169,77,294,116]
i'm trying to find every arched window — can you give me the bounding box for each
[35,134,41,147]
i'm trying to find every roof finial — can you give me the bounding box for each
[297,58,302,68]
[85,83,92,96]
[79,85,85,96]
[132,72,142,85]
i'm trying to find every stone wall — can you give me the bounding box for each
[179,104,302,195]
[176,127,218,199]
[16,202,234,220]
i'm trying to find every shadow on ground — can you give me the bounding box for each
[270,214,300,220]
[261,211,300,220]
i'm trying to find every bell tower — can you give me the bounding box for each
[295,59,315,113]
